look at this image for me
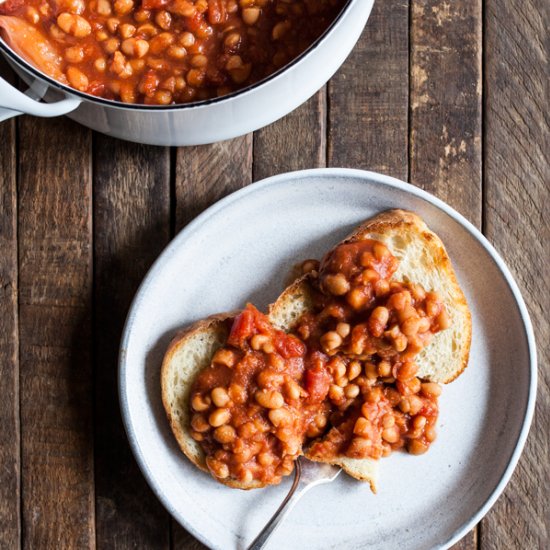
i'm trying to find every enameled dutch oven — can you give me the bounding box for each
[0,0,374,146]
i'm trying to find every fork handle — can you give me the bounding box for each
[246,460,304,550]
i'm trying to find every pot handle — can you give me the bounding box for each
[0,74,81,122]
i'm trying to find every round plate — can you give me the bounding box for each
[119,169,536,550]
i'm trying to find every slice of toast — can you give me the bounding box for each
[268,209,472,489]
[161,210,471,491]
[161,313,267,489]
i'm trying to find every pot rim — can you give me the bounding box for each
[0,0,357,112]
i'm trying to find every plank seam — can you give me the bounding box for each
[15,116,22,550]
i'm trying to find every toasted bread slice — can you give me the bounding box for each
[161,313,265,489]
[161,209,471,491]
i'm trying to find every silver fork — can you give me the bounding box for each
[246,457,342,550]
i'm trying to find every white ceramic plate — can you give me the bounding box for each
[119,169,536,550]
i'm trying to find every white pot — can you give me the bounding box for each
[0,0,374,146]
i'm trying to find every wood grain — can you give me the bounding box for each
[410,0,482,225]
[253,90,326,180]
[174,135,253,231]
[482,0,549,547]
[93,137,171,549]
[18,116,94,548]
[410,3,482,547]
[328,0,409,179]
[0,58,20,549]
[171,136,253,547]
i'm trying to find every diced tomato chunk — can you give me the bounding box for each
[275,334,305,358]
[142,0,170,9]
[0,0,25,16]
[304,356,331,403]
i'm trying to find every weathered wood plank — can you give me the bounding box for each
[482,0,549,547]
[0,58,20,550]
[18,116,94,548]
[93,137,171,548]
[172,136,252,547]
[253,90,326,181]
[328,0,409,179]
[410,0,482,225]
[410,3,482,547]
[174,136,253,231]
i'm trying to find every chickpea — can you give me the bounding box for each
[335,376,348,388]
[250,334,270,351]
[425,426,437,442]
[237,421,256,438]
[206,457,229,478]
[268,407,291,427]
[347,288,367,310]
[97,0,112,16]
[208,408,231,427]
[320,331,342,352]
[353,417,370,437]
[408,439,429,455]
[66,66,88,91]
[396,361,418,382]
[211,387,230,407]
[328,384,344,402]
[213,425,236,444]
[301,259,319,274]
[167,45,187,59]
[57,13,91,38]
[421,382,442,398]
[179,31,196,48]
[413,415,427,431]
[121,38,149,58]
[228,383,246,404]
[323,273,350,296]
[347,361,362,380]
[255,390,284,409]
[373,242,390,260]
[212,348,236,367]
[119,23,136,39]
[401,316,421,337]
[155,10,172,29]
[369,306,389,337]
[375,279,391,297]
[258,452,274,466]
[382,426,400,443]
[64,46,84,63]
[417,317,432,333]
[272,20,291,40]
[336,322,351,339]
[364,362,378,380]
[114,0,134,16]
[191,413,210,432]
[408,395,424,416]
[242,7,260,24]
[377,360,392,377]
[382,413,395,429]
[284,380,301,401]
[191,393,211,412]
[330,357,347,379]
[239,469,253,483]
[426,292,442,316]
[344,383,360,399]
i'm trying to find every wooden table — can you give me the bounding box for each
[0,0,547,548]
